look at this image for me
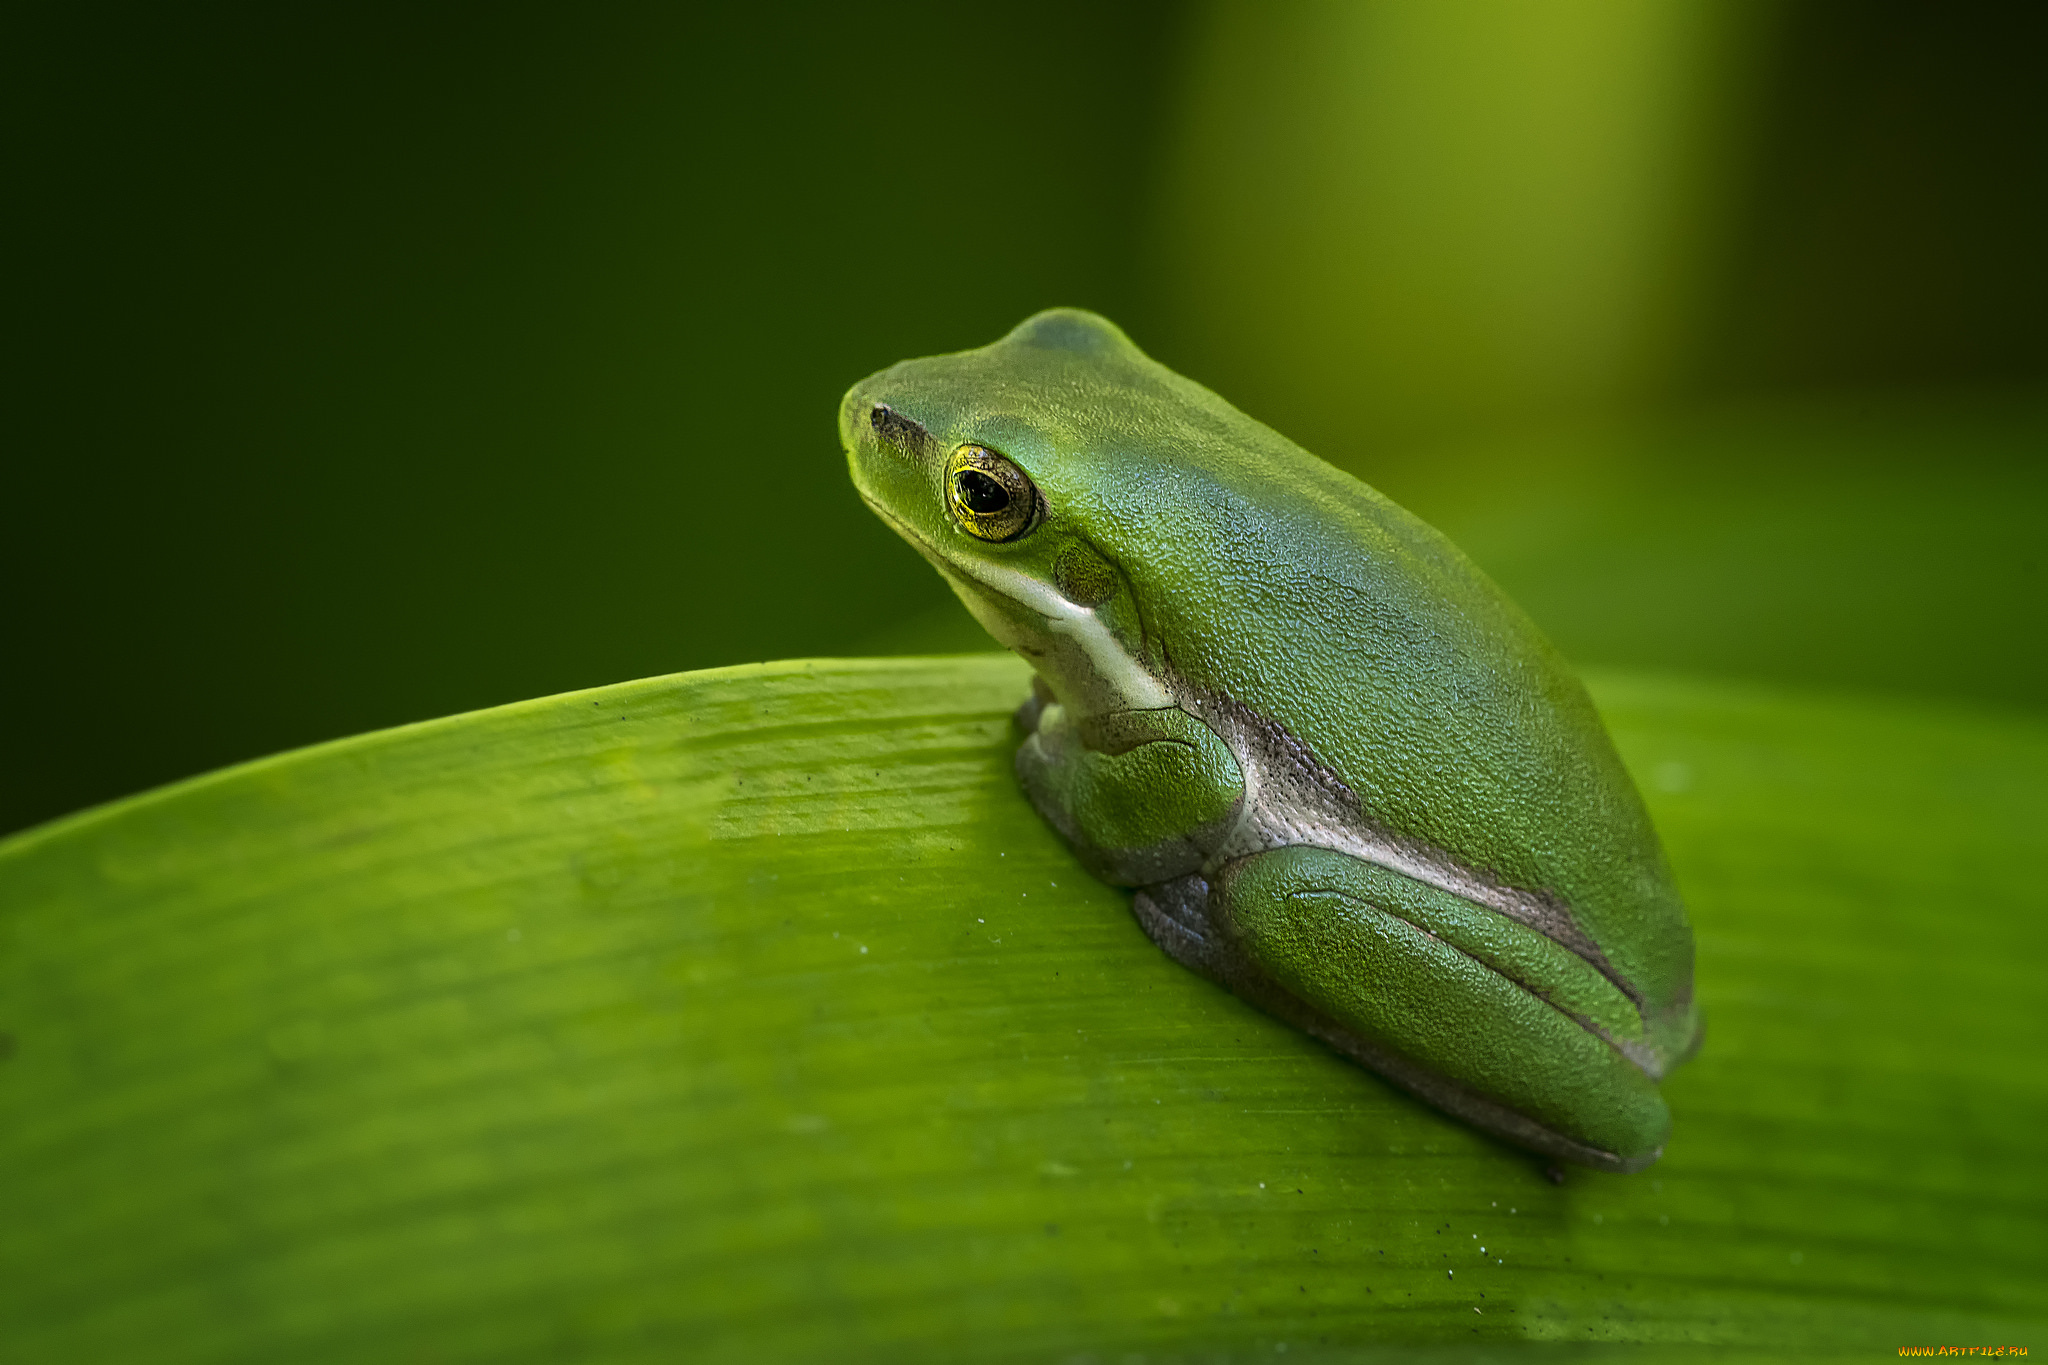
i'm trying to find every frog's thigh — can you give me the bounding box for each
[1016,706,1242,886]
[1216,845,1669,1168]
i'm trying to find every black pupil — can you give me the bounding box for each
[956,469,1011,514]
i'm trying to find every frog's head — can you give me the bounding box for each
[841,308,1183,716]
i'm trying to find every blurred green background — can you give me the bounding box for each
[5,0,2043,838]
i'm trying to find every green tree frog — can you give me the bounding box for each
[842,309,1700,1172]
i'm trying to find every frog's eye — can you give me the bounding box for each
[945,445,1040,542]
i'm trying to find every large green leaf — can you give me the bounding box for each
[1,657,2040,1361]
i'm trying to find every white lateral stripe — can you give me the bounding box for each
[951,556,1173,712]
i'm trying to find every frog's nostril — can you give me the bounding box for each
[869,402,932,454]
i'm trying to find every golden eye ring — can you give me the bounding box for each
[944,445,1040,542]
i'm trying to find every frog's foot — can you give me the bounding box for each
[1132,873,1235,986]
[1012,674,1058,735]
[1131,871,1333,1043]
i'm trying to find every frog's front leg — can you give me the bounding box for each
[1014,693,1244,888]
[1139,846,1672,1173]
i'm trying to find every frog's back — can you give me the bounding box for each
[959,312,1694,1022]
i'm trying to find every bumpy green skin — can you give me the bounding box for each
[842,309,1700,1171]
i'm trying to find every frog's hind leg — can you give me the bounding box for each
[1138,849,1671,1174]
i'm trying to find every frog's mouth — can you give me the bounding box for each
[855,490,961,577]
[857,488,1172,715]
[857,490,1036,621]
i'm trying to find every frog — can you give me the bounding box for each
[841,308,1701,1172]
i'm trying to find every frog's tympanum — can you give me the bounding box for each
[842,310,1700,1171]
